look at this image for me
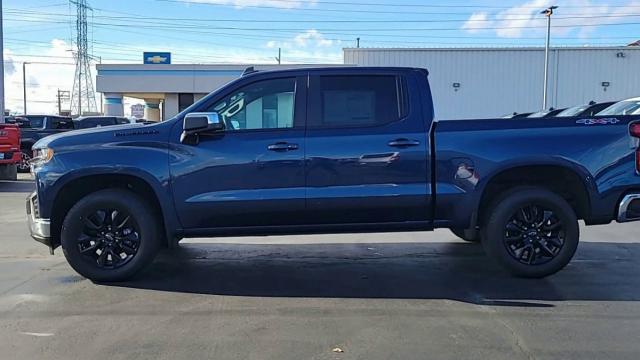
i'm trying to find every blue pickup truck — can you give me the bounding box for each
[27,67,640,281]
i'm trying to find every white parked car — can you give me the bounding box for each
[596,97,640,116]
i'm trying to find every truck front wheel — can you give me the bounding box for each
[482,187,579,278]
[61,189,160,282]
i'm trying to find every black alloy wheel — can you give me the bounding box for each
[77,208,140,269]
[503,204,565,265]
[61,188,160,282]
[482,186,579,278]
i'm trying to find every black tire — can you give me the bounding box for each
[61,188,160,282]
[450,228,480,243]
[482,186,579,278]
[17,149,31,173]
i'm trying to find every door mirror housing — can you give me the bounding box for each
[181,112,224,144]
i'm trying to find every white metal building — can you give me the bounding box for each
[344,47,640,120]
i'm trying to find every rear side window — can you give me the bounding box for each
[312,75,403,128]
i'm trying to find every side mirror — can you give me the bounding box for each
[180,112,224,144]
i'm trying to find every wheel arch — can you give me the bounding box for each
[49,171,177,249]
[476,162,595,226]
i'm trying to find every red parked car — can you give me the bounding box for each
[0,122,21,180]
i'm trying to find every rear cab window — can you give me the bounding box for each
[308,74,407,129]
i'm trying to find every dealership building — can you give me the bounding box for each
[96,45,640,121]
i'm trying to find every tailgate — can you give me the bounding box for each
[0,124,21,150]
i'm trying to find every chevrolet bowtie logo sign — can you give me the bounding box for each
[143,52,171,65]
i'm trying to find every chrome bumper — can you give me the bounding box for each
[617,194,640,222]
[26,192,51,246]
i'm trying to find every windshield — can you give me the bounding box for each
[556,105,589,117]
[597,100,640,116]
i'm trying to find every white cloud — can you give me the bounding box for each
[185,0,316,9]
[3,39,80,115]
[264,30,342,63]
[462,12,492,34]
[461,0,640,38]
[267,29,338,49]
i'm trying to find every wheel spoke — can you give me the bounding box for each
[538,242,556,257]
[537,210,553,228]
[506,221,525,234]
[115,215,131,230]
[545,236,563,248]
[118,243,136,255]
[542,220,561,231]
[83,216,101,230]
[96,250,108,266]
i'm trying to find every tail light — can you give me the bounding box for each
[632,122,640,173]
[631,123,640,138]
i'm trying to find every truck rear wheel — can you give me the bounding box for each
[450,228,480,242]
[61,189,160,282]
[482,186,579,278]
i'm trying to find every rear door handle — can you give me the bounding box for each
[268,142,299,151]
[388,138,420,147]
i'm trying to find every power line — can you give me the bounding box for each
[155,0,640,10]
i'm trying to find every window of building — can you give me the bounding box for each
[178,93,195,113]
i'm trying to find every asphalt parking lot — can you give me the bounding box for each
[1,175,639,360]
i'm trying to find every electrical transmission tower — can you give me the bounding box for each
[70,0,97,116]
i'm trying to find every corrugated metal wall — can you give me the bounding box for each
[344,47,640,120]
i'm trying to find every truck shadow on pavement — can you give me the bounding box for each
[109,241,640,306]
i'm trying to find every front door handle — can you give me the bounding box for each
[388,138,420,147]
[268,142,299,151]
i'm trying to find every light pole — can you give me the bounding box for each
[0,0,5,122]
[22,61,29,115]
[541,5,557,110]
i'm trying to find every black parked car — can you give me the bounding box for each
[555,101,617,117]
[527,108,566,118]
[74,116,136,129]
[502,112,533,119]
[12,115,74,172]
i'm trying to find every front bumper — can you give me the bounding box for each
[26,191,52,248]
[617,193,640,222]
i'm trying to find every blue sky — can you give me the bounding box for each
[3,0,640,113]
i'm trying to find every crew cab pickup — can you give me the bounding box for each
[27,67,640,281]
[0,123,20,180]
[13,115,75,172]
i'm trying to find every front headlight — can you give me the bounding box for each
[30,148,54,171]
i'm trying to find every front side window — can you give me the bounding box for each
[313,75,401,128]
[208,78,295,131]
